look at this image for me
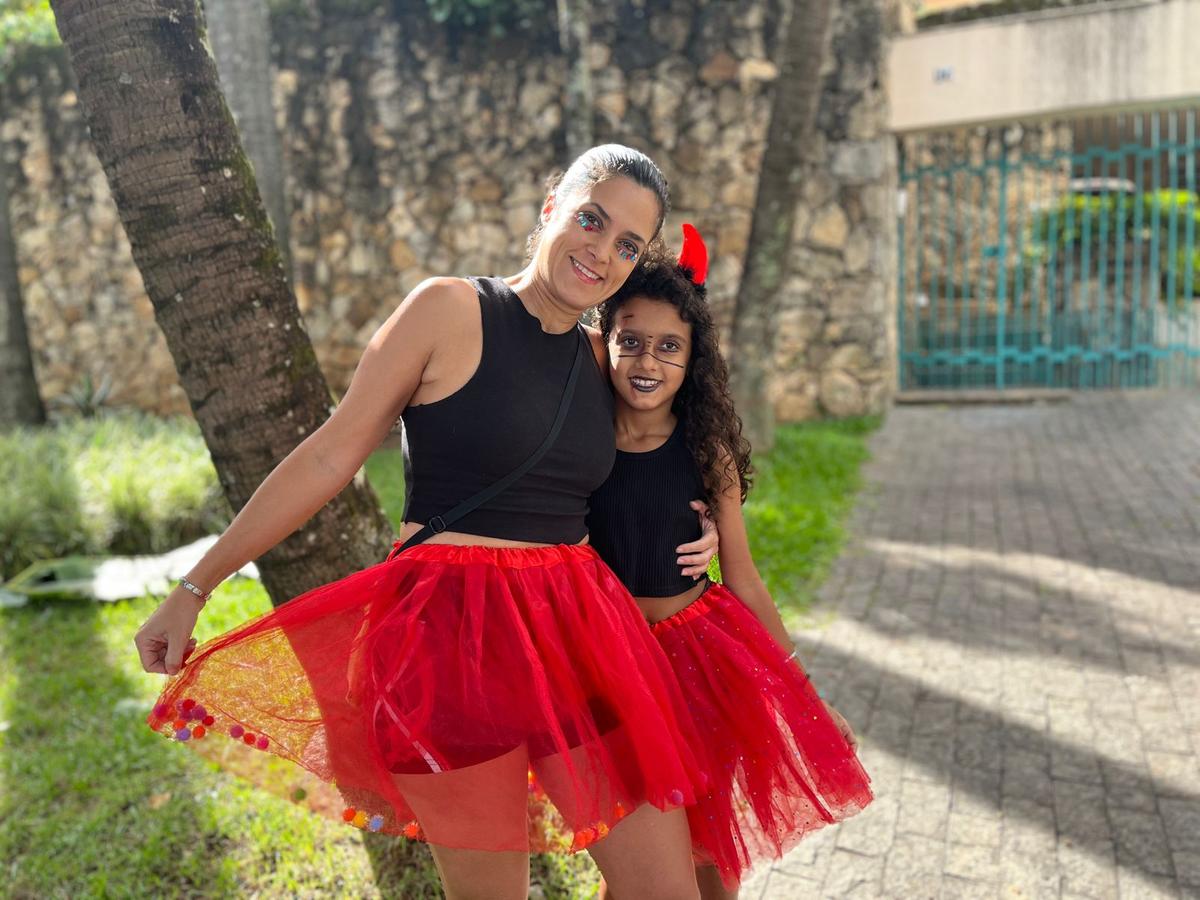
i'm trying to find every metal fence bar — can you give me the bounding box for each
[1013,138,1030,386]
[956,166,969,387]
[1186,110,1198,386]
[995,141,1010,389]
[945,168,964,388]
[1114,117,1129,387]
[1045,147,1062,388]
[907,172,916,388]
[1061,141,1078,389]
[1166,111,1181,384]
[1133,114,1148,387]
[1097,145,1114,385]
[1079,142,1096,388]
[1142,112,1161,381]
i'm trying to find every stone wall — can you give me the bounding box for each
[2,51,185,412]
[771,0,899,419]
[4,0,897,422]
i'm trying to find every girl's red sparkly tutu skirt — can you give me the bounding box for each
[147,543,707,852]
[651,583,873,885]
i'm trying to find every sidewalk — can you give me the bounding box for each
[743,392,1200,899]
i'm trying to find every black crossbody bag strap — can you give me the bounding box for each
[394,325,589,555]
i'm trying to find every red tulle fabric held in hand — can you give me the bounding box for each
[147,543,709,853]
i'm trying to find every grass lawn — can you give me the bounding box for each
[0,417,877,898]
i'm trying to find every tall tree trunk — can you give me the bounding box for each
[49,0,392,604]
[203,0,292,279]
[0,93,47,428]
[729,0,836,453]
[556,0,593,161]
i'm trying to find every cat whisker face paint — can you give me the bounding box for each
[615,330,689,368]
[609,299,693,411]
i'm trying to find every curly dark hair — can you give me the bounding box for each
[599,254,754,506]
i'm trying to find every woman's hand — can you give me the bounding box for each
[134,587,204,675]
[823,702,859,751]
[676,500,718,579]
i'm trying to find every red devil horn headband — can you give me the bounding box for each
[676,223,709,286]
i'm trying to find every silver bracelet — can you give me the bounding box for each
[179,578,212,604]
[786,648,812,682]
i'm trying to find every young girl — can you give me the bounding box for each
[587,225,874,896]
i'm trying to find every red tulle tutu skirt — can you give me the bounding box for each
[147,542,708,852]
[651,583,873,885]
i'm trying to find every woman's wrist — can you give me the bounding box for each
[177,577,215,607]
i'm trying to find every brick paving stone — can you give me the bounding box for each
[939,875,1001,899]
[746,394,1199,899]
[1171,851,1200,888]
[946,812,1002,848]
[821,850,885,898]
[945,843,1001,882]
[1157,799,1200,854]
[1110,809,1174,877]
[897,778,952,839]
[1000,841,1061,900]
[884,833,947,898]
[835,795,898,857]
[1116,869,1184,900]
[1058,838,1120,899]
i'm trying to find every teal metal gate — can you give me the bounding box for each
[897,110,1200,390]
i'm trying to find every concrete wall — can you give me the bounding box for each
[890,0,1200,132]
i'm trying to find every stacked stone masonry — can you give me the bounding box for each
[2,0,898,420]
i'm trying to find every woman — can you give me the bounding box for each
[135,145,718,900]
[588,228,872,897]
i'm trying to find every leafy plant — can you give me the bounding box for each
[0,413,229,579]
[266,0,549,36]
[0,0,58,80]
[423,0,546,34]
[50,372,114,418]
[1025,190,1200,300]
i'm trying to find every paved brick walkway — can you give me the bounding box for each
[741,391,1200,899]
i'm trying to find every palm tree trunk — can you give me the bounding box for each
[203,0,292,279]
[729,0,836,452]
[49,0,392,603]
[0,93,46,428]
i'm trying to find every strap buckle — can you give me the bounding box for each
[428,515,448,534]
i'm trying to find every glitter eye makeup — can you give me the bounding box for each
[576,209,640,263]
[576,211,601,232]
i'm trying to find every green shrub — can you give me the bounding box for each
[0,0,58,80]
[1025,190,1200,300]
[707,417,879,615]
[0,413,229,579]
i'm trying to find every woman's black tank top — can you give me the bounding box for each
[586,420,706,597]
[401,276,615,544]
